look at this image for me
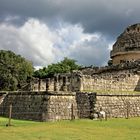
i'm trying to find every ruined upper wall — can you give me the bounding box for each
[111,23,140,64]
[31,61,140,93]
[79,60,140,75]
[77,60,140,92]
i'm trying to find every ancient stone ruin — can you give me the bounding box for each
[0,23,140,121]
[111,23,140,65]
[32,60,139,93]
[31,24,140,93]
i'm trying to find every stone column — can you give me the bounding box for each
[63,77,67,91]
[38,79,41,91]
[79,77,83,91]
[54,76,59,91]
[46,78,50,91]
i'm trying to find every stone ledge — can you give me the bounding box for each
[97,93,140,96]
[0,91,76,96]
[76,60,140,75]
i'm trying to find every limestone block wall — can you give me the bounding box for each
[0,91,77,121]
[110,23,140,65]
[70,74,82,92]
[1,91,140,121]
[76,92,96,118]
[0,92,49,121]
[31,62,140,93]
[111,52,140,65]
[0,91,96,121]
[95,94,140,118]
[47,94,77,121]
[81,69,140,92]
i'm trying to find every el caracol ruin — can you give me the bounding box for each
[1,23,140,121]
[32,23,140,93]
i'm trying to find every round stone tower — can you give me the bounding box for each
[110,23,140,65]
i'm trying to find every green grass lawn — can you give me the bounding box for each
[0,117,140,140]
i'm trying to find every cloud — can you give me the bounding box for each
[69,33,110,66]
[0,0,140,67]
[0,19,60,66]
[0,18,111,67]
[0,0,140,38]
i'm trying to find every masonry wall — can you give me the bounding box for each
[81,69,140,92]
[76,93,140,118]
[32,62,140,93]
[0,92,49,121]
[46,93,78,121]
[111,52,140,65]
[95,94,140,118]
[1,91,140,121]
[0,91,78,121]
[76,92,96,118]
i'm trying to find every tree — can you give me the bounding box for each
[33,57,81,78]
[33,67,48,78]
[0,50,34,91]
[60,57,80,71]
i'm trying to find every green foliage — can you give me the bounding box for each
[33,57,81,78]
[33,67,48,78]
[0,50,34,91]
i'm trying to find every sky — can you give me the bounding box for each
[0,0,140,68]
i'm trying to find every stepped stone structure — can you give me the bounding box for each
[1,23,140,121]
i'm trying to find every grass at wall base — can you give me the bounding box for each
[0,117,140,140]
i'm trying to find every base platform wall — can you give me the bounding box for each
[1,92,140,121]
[0,91,77,121]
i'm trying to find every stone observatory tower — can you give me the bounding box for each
[110,23,140,65]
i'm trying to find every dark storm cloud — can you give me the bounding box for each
[0,0,140,37]
[0,0,58,19]
[0,0,140,66]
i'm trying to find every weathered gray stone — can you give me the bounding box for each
[1,92,140,121]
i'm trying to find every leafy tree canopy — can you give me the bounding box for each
[0,50,34,91]
[33,57,81,78]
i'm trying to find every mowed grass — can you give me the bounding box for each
[0,117,140,140]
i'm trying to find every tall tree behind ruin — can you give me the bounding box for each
[0,50,34,91]
[33,57,81,78]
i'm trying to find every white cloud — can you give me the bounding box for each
[0,18,112,67]
[69,33,111,66]
[0,19,60,66]
[108,42,115,50]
